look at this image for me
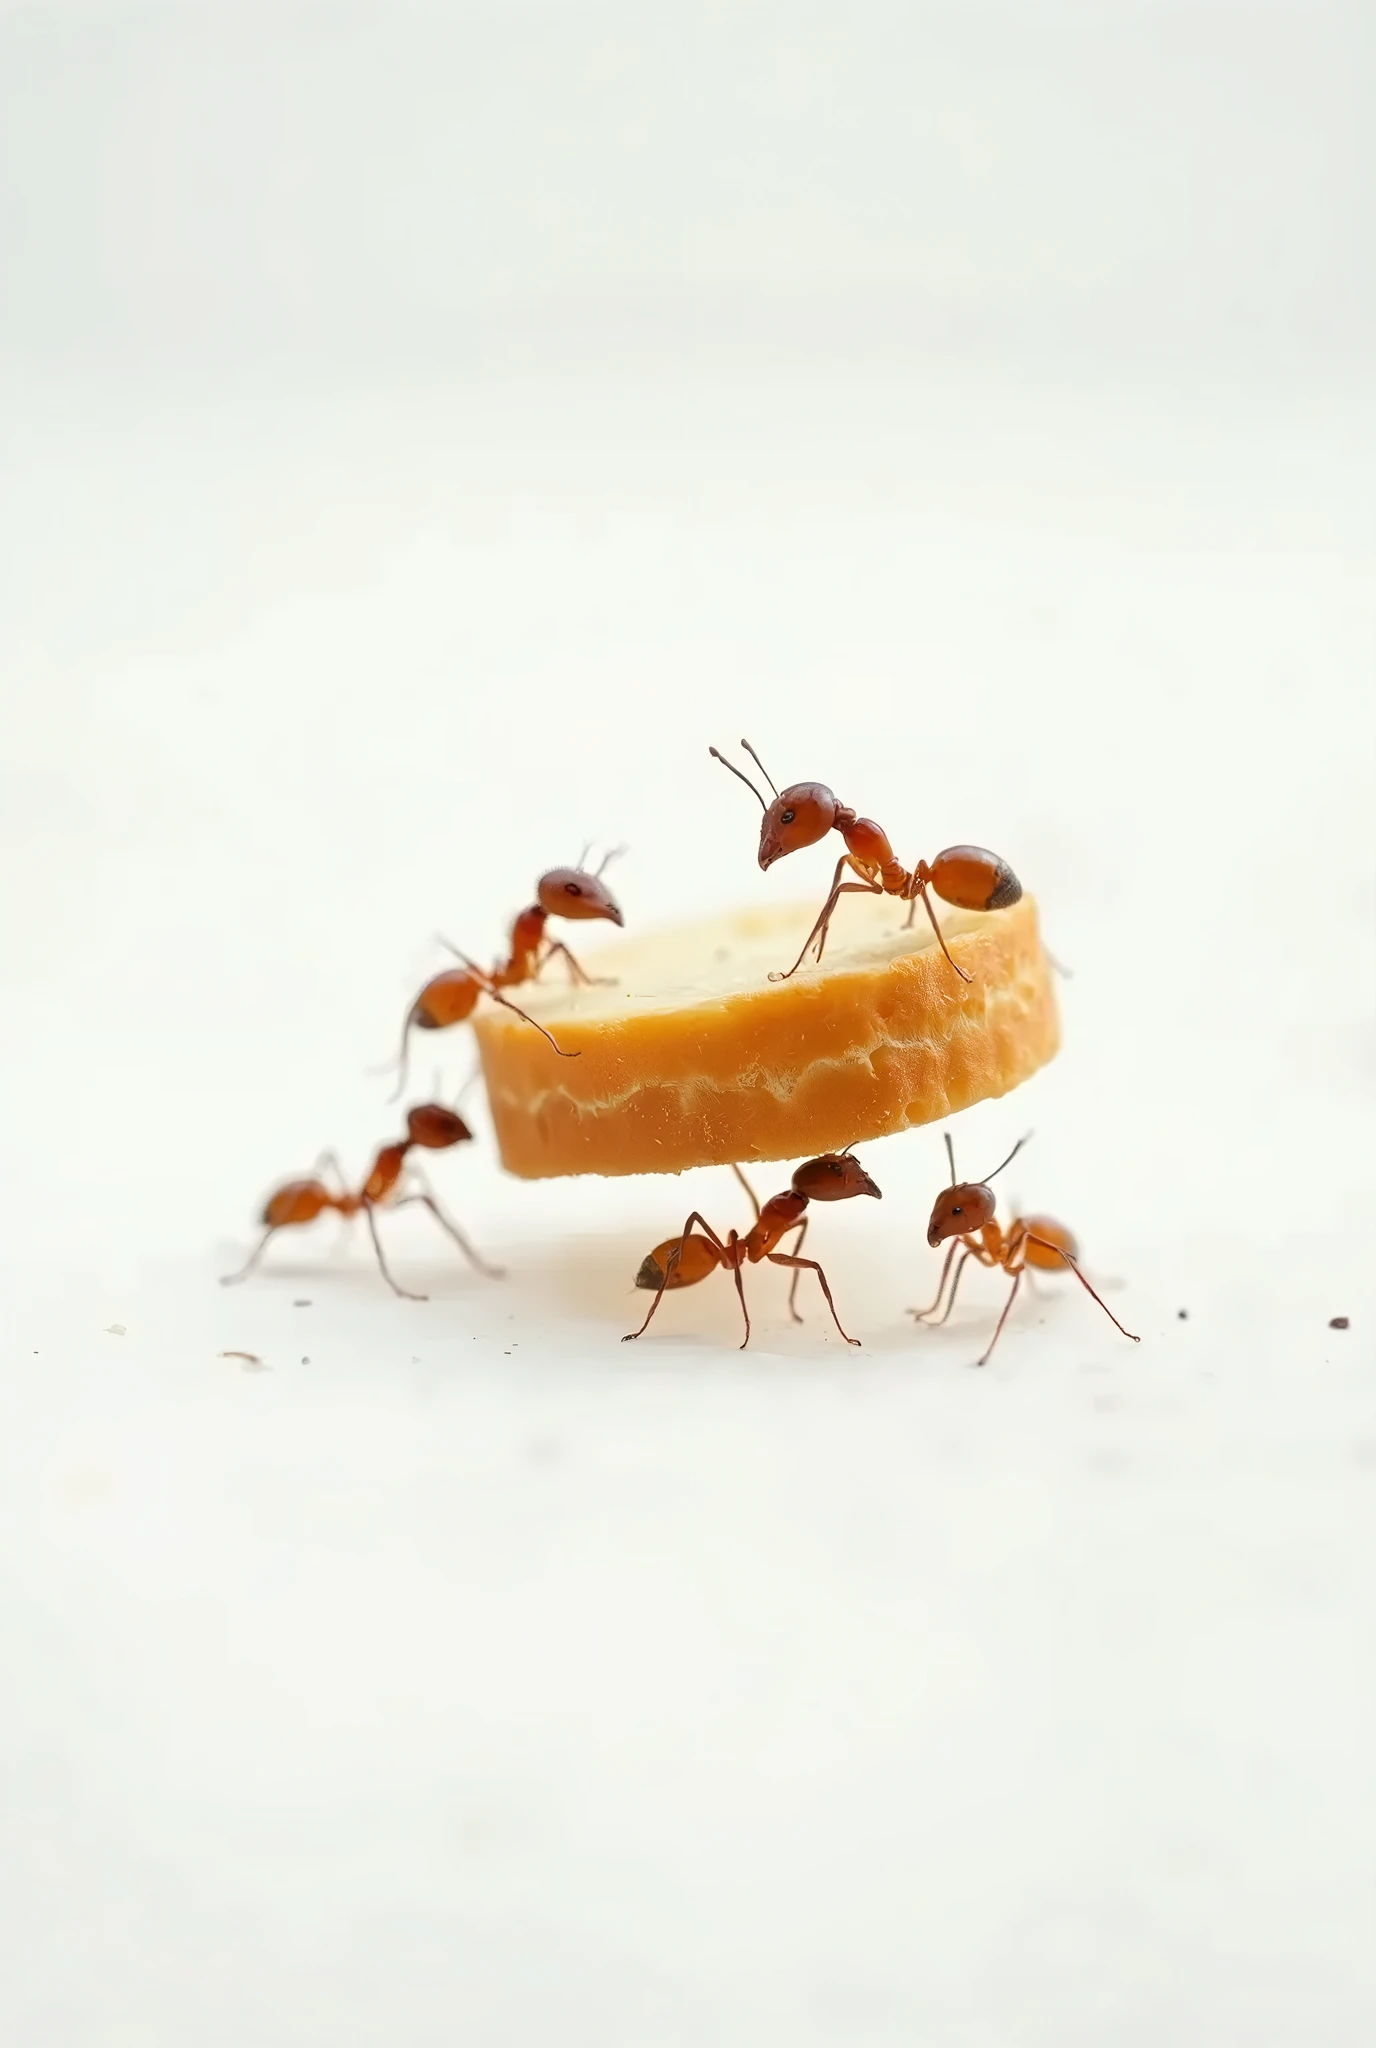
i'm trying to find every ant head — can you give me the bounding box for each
[405,1104,474,1150]
[925,1131,1028,1246]
[926,1180,996,1247]
[759,784,838,870]
[709,740,838,868]
[791,1151,882,1202]
[536,866,625,926]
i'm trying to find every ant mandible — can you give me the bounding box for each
[392,850,625,1097]
[710,739,1021,984]
[912,1132,1140,1367]
[221,1102,500,1301]
[623,1152,881,1350]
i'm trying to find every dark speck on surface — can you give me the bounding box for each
[293,1299,311,1308]
[1329,1316,1350,1330]
[1177,1309,1188,1319]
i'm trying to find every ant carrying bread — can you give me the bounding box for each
[221,1103,500,1300]
[913,1133,1139,1366]
[391,851,624,1097]
[624,1152,881,1350]
[710,739,1021,983]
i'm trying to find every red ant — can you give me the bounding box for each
[391,851,624,1097]
[912,1132,1140,1366]
[710,739,1021,984]
[221,1103,500,1301]
[623,1152,881,1350]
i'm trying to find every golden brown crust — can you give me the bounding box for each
[473,893,1059,1180]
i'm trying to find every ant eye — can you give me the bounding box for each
[565,882,583,895]
[780,808,795,824]
[952,1205,963,1215]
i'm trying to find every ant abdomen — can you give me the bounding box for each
[926,847,1022,913]
[636,1235,719,1290]
[410,969,482,1032]
[263,1180,331,1227]
[1020,1216,1078,1268]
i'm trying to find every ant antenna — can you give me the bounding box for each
[573,841,624,876]
[982,1134,1031,1186]
[943,1131,957,1183]
[739,738,779,798]
[709,745,767,812]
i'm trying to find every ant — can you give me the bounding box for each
[221,1102,500,1301]
[710,739,1021,984]
[912,1132,1140,1367]
[392,851,624,1097]
[623,1152,881,1350]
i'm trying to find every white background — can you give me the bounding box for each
[2,4,1375,2042]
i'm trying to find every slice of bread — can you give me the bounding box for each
[474,892,1058,1179]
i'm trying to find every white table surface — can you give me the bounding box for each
[3,350,1372,2045]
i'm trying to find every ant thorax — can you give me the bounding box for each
[747,1188,807,1258]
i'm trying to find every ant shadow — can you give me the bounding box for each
[514,1224,908,1363]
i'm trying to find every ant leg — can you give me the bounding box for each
[482,986,579,1058]
[311,1150,349,1193]
[812,879,884,968]
[975,1271,1022,1366]
[730,1162,762,1222]
[393,1186,505,1279]
[911,881,972,985]
[453,1058,484,1105]
[766,1252,861,1346]
[436,937,485,973]
[381,1018,415,1104]
[912,1237,996,1322]
[623,1212,726,1342]
[919,1250,980,1328]
[781,1216,809,1322]
[729,1259,751,1348]
[1023,1237,1141,1344]
[772,861,882,982]
[910,1242,957,1320]
[542,940,615,988]
[220,1228,278,1285]
[362,1202,428,1301]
